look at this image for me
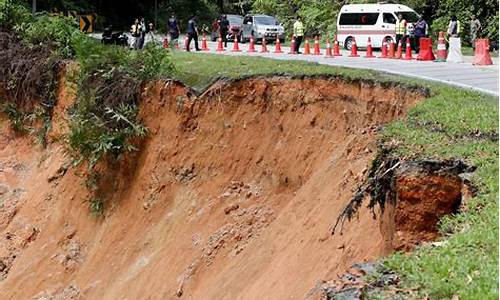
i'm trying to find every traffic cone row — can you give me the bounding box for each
[183,33,493,68]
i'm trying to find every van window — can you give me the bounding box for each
[383,13,396,24]
[243,16,252,24]
[396,11,419,22]
[339,13,380,25]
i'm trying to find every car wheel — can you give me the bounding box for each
[384,36,393,45]
[344,37,354,51]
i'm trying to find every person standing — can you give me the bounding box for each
[447,15,461,38]
[470,15,481,49]
[447,15,463,63]
[395,13,407,47]
[413,16,428,53]
[219,15,230,47]
[130,18,141,49]
[167,13,180,48]
[138,17,147,49]
[293,16,304,54]
[186,15,200,51]
[147,23,157,46]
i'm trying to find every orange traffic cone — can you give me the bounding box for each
[289,35,296,54]
[216,34,224,52]
[333,35,342,56]
[325,39,333,57]
[395,40,403,59]
[387,40,395,58]
[403,37,413,60]
[231,35,241,52]
[379,40,388,58]
[365,37,375,58]
[434,31,447,62]
[201,33,209,51]
[260,38,268,53]
[473,39,493,65]
[349,37,359,57]
[304,38,311,55]
[247,36,256,53]
[163,37,169,49]
[274,36,283,53]
[313,36,321,55]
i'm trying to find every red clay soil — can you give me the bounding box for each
[0,75,426,299]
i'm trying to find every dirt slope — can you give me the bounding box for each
[0,75,424,299]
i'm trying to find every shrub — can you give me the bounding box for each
[0,0,31,30]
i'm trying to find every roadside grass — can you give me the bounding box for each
[172,53,499,299]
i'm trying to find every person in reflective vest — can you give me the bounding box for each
[130,18,141,49]
[395,13,407,47]
[447,15,461,38]
[293,16,304,54]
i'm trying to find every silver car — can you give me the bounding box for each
[240,14,285,43]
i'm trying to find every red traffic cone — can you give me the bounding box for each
[325,39,333,57]
[387,40,395,58]
[163,37,169,49]
[313,36,321,55]
[473,38,493,65]
[304,38,311,55]
[379,40,388,58]
[247,36,256,53]
[395,40,403,59]
[216,34,224,52]
[403,37,413,60]
[434,31,447,62]
[231,35,241,52]
[333,35,342,56]
[365,37,375,58]
[289,35,296,54]
[349,38,359,57]
[201,33,209,51]
[274,36,283,53]
[260,38,269,53]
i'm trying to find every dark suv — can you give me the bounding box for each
[210,14,244,42]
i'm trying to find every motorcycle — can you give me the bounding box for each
[101,26,129,46]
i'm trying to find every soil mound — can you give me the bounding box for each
[0,75,443,299]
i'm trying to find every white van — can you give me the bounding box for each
[337,3,419,49]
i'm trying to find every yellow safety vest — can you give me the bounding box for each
[294,21,304,37]
[395,19,406,35]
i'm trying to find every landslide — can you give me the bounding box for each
[0,74,428,299]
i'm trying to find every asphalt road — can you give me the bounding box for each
[94,32,500,96]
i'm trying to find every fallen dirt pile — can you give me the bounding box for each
[0,74,469,299]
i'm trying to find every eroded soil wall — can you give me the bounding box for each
[0,75,425,299]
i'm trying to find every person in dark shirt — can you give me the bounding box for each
[186,15,200,51]
[219,15,230,47]
[167,13,180,47]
